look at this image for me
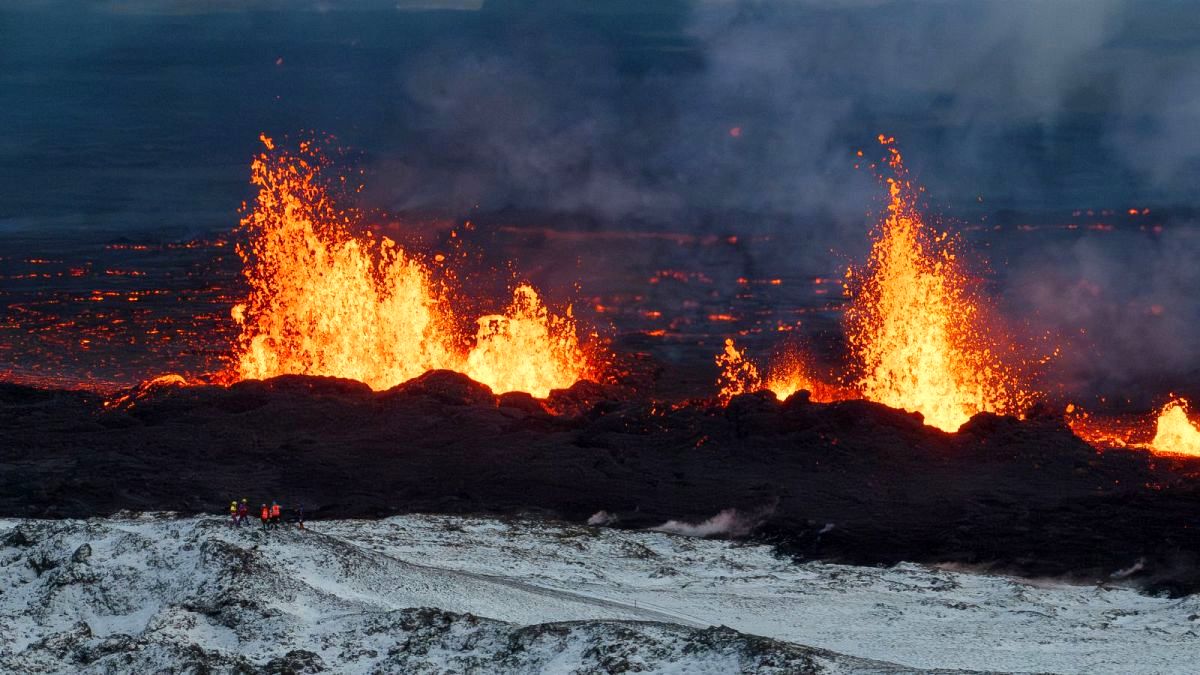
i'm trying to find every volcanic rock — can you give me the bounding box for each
[2,376,1199,595]
[382,369,497,406]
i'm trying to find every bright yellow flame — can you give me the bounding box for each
[228,137,595,398]
[716,338,841,404]
[715,338,763,403]
[1147,398,1200,457]
[464,285,590,397]
[844,137,1032,432]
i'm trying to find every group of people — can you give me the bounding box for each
[228,498,304,531]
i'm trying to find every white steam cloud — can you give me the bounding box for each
[651,508,764,538]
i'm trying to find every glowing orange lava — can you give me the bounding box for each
[463,285,592,398]
[715,338,843,404]
[104,373,190,409]
[1147,398,1200,457]
[843,136,1033,431]
[1064,404,1138,450]
[1067,398,1200,458]
[227,136,595,398]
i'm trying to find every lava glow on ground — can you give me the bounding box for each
[3,136,1200,456]
[225,136,596,398]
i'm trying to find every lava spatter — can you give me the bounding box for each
[844,137,1034,432]
[228,136,596,398]
[1148,398,1200,457]
[715,338,845,404]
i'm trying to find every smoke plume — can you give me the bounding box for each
[651,507,767,538]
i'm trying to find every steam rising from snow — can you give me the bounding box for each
[587,510,618,526]
[652,508,762,538]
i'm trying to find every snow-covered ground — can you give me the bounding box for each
[1,513,1196,674]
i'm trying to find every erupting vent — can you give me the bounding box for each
[716,339,843,404]
[844,137,1034,432]
[226,136,597,398]
[714,137,1036,433]
[1068,397,1200,458]
[1149,398,1200,457]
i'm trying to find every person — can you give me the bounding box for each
[229,501,238,527]
[297,505,305,531]
[260,504,270,531]
[237,499,249,526]
[270,501,282,529]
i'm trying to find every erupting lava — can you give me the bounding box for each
[715,137,1034,430]
[1148,398,1200,457]
[715,339,843,404]
[227,136,595,398]
[463,286,591,397]
[843,137,1033,432]
[1067,397,1200,457]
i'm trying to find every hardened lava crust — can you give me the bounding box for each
[2,371,1198,596]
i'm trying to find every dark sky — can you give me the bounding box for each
[1,0,1198,400]
[1,0,1198,236]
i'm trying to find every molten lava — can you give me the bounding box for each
[104,373,190,410]
[1067,398,1200,458]
[463,285,592,398]
[844,137,1033,432]
[228,136,595,398]
[715,339,764,403]
[715,338,843,404]
[1064,404,1138,450]
[1148,398,1200,457]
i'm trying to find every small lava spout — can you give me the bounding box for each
[1147,398,1200,457]
[464,285,592,398]
[715,338,842,404]
[715,339,765,403]
[844,136,1034,432]
[227,135,596,398]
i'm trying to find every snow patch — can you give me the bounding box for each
[2,514,1198,673]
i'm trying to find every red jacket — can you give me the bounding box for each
[271,504,281,517]
[260,507,269,520]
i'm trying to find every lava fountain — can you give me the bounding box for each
[463,286,592,398]
[843,137,1033,432]
[1067,397,1200,457]
[228,136,595,397]
[1148,398,1200,457]
[715,339,846,404]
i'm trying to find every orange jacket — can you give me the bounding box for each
[271,504,281,517]
[260,507,269,520]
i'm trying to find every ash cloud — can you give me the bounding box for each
[5,1,1197,231]
[370,1,1200,224]
[1004,221,1200,406]
[348,0,1200,302]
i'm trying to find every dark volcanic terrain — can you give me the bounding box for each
[2,372,1198,596]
